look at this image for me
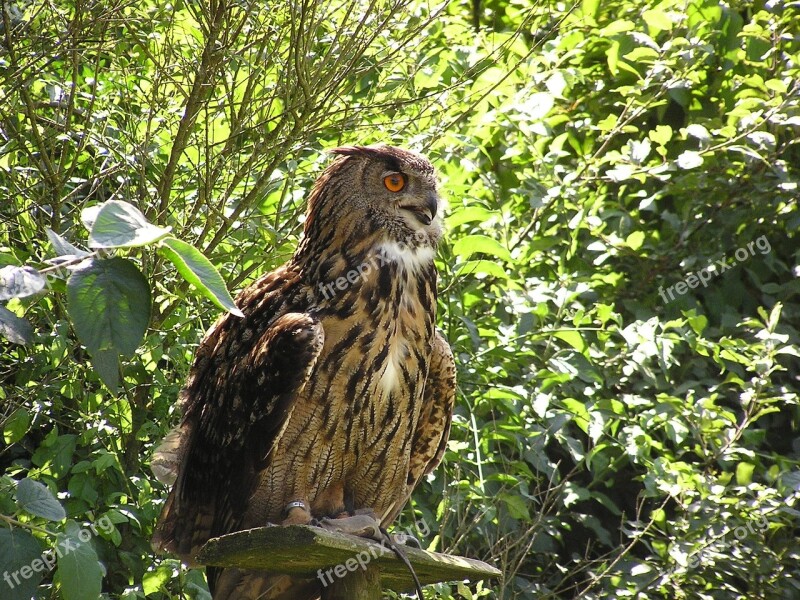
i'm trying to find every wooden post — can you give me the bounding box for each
[197,524,500,595]
[322,565,381,600]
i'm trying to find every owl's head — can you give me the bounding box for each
[302,145,443,254]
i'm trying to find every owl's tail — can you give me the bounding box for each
[151,424,216,564]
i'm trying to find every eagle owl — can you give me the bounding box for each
[152,145,456,599]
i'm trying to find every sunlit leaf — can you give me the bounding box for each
[158,237,243,317]
[143,564,172,595]
[88,200,171,248]
[0,266,46,300]
[676,150,703,169]
[3,408,31,444]
[454,259,510,280]
[452,235,512,262]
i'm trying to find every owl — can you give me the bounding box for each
[152,145,456,599]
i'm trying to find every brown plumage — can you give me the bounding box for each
[151,145,456,599]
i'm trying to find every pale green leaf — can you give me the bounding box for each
[46,229,89,258]
[143,565,173,595]
[455,260,510,280]
[446,206,494,229]
[0,266,46,300]
[452,235,512,262]
[642,9,673,32]
[88,200,171,248]
[649,125,673,146]
[625,231,645,250]
[676,151,703,169]
[158,237,243,317]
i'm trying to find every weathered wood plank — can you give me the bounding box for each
[197,525,501,592]
[322,565,381,600]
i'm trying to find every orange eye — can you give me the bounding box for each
[383,173,406,192]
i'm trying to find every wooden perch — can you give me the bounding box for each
[197,524,501,598]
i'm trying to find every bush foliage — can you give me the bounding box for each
[2,0,799,599]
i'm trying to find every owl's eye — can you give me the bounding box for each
[383,173,406,192]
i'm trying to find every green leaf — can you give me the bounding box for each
[642,9,673,32]
[46,229,89,257]
[3,408,31,444]
[500,492,531,520]
[143,564,173,594]
[562,398,591,433]
[676,150,703,169]
[649,125,673,146]
[554,330,587,352]
[446,206,494,229]
[452,234,512,262]
[454,259,510,280]
[31,433,77,479]
[158,237,244,317]
[736,462,755,485]
[456,581,475,600]
[66,257,151,357]
[184,569,212,600]
[624,47,658,66]
[0,266,46,300]
[598,19,635,36]
[88,200,171,248]
[16,477,66,521]
[0,528,44,600]
[0,305,33,345]
[581,0,599,20]
[625,231,645,250]
[91,348,120,391]
[56,521,104,600]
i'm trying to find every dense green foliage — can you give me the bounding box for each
[2,0,799,598]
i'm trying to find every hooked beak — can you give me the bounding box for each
[400,192,438,226]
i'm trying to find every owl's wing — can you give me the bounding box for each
[386,330,455,522]
[152,272,324,562]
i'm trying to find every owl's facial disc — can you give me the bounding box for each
[381,169,438,228]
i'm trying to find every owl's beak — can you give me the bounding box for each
[401,192,438,226]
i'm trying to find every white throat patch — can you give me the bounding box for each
[375,241,435,275]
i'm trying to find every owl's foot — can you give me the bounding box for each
[282,500,313,525]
